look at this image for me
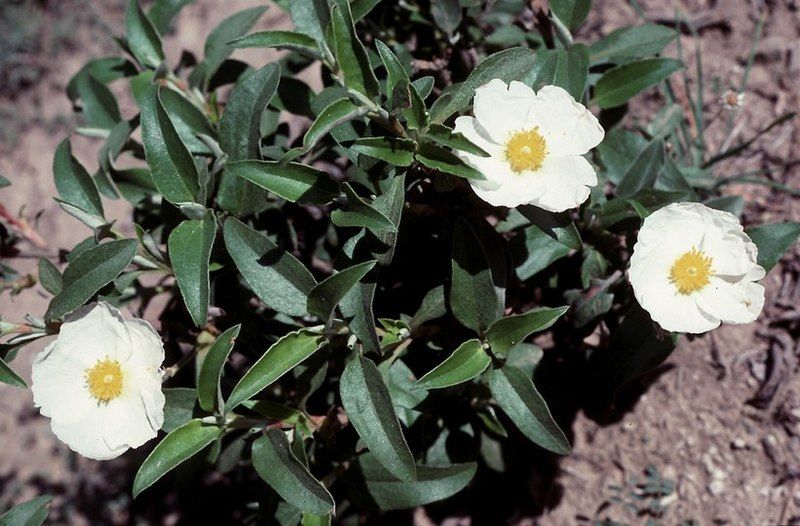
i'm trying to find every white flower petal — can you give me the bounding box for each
[473,79,536,141]
[628,258,719,333]
[529,85,604,157]
[453,116,506,191]
[30,302,166,460]
[471,169,546,208]
[527,155,597,212]
[696,278,765,325]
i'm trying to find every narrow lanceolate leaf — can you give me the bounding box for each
[450,219,502,333]
[125,0,164,69]
[489,365,570,454]
[330,0,379,98]
[348,137,417,166]
[0,495,52,525]
[485,306,569,355]
[140,86,200,204]
[229,31,322,59]
[288,0,330,43]
[416,144,484,180]
[307,260,377,320]
[66,57,137,102]
[200,6,268,83]
[53,139,104,218]
[615,139,665,198]
[38,258,63,295]
[423,123,489,157]
[197,325,240,412]
[0,357,26,388]
[223,218,317,316]
[148,0,194,34]
[225,329,326,411]
[331,184,397,233]
[168,212,216,327]
[374,40,427,129]
[75,74,122,130]
[554,43,589,100]
[225,160,339,205]
[133,419,222,497]
[252,429,335,515]
[745,222,800,273]
[340,356,417,481]
[357,454,476,510]
[159,89,218,155]
[594,58,684,109]
[217,63,281,214]
[304,98,367,150]
[46,239,138,319]
[414,339,490,390]
[369,173,406,266]
[589,23,677,64]
[550,0,591,30]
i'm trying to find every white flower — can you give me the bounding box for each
[629,202,766,334]
[31,302,165,460]
[453,79,604,212]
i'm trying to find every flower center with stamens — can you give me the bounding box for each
[85,359,124,403]
[669,248,713,295]
[505,128,547,173]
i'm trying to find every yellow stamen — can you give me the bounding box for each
[505,128,547,173]
[85,359,124,403]
[669,248,713,294]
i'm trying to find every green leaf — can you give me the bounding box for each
[416,143,484,180]
[423,123,489,157]
[159,89,217,155]
[217,63,281,214]
[148,0,195,34]
[746,222,800,273]
[0,174,9,187]
[355,454,476,510]
[304,98,368,150]
[168,211,216,327]
[223,217,317,316]
[615,139,665,198]
[511,223,571,281]
[348,137,417,166]
[252,429,335,515]
[486,306,569,355]
[517,206,582,250]
[229,31,322,59]
[450,219,502,333]
[554,43,589,100]
[0,495,51,526]
[225,329,326,411]
[594,58,684,109]
[75,74,122,130]
[53,139,104,219]
[197,325,240,412]
[307,260,377,319]
[288,0,330,43]
[375,40,428,129]
[331,183,397,233]
[431,0,462,34]
[489,365,570,454]
[140,86,200,204]
[125,0,164,69]
[430,47,537,123]
[414,339,490,390]
[133,419,221,497]
[46,239,138,319]
[66,57,137,102]
[200,6,267,84]
[340,356,417,481]
[224,160,339,205]
[410,285,447,330]
[0,357,26,389]
[162,388,197,433]
[331,0,379,98]
[550,0,591,29]
[589,23,677,64]
[37,258,62,296]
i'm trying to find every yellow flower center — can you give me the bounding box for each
[669,248,714,295]
[505,128,547,173]
[85,359,124,403]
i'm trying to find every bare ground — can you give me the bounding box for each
[0,0,799,524]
